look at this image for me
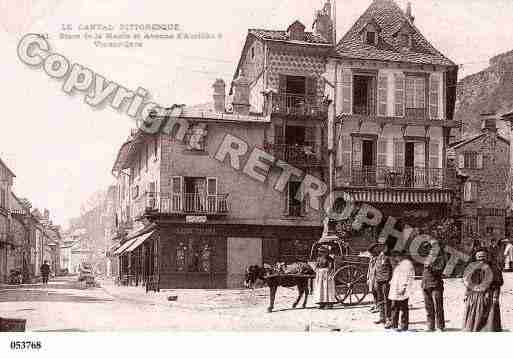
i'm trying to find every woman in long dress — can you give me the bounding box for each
[313,246,337,309]
[462,248,503,332]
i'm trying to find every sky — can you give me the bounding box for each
[1,0,513,228]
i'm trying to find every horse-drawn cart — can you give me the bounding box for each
[309,235,373,305]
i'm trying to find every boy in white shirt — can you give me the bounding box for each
[388,250,415,331]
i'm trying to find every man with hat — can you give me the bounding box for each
[373,240,393,328]
[422,239,446,332]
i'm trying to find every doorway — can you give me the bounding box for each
[405,142,415,187]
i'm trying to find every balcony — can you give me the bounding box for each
[341,166,446,189]
[264,143,324,167]
[137,192,229,217]
[266,92,327,119]
[405,108,426,118]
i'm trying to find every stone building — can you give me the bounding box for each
[326,0,459,239]
[111,3,334,289]
[0,157,15,283]
[448,114,510,251]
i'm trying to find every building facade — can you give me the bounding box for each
[449,114,510,252]
[0,158,15,283]
[111,5,337,289]
[327,0,459,240]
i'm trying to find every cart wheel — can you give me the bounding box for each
[333,265,369,305]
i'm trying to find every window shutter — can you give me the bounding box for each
[377,138,388,183]
[477,154,483,169]
[471,182,479,201]
[458,154,465,169]
[207,177,218,213]
[171,176,183,212]
[405,77,415,109]
[274,125,284,144]
[415,77,426,109]
[352,137,363,169]
[336,136,352,185]
[341,69,352,114]
[377,74,388,116]
[429,74,440,119]
[306,77,317,97]
[413,142,425,188]
[393,138,405,168]
[429,141,440,168]
[463,182,471,202]
[394,73,405,117]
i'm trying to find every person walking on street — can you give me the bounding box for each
[366,244,380,313]
[422,240,446,332]
[388,250,415,332]
[504,239,513,272]
[462,248,503,332]
[374,243,393,328]
[40,260,51,285]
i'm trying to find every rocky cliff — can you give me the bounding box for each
[455,50,513,137]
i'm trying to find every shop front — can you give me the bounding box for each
[155,223,322,290]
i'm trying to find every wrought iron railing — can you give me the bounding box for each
[145,192,230,215]
[267,92,327,117]
[349,166,445,189]
[264,142,323,166]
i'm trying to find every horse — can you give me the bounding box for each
[244,263,314,313]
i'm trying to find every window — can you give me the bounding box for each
[400,34,411,48]
[0,188,5,209]
[459,152,483,169]
[405,76,425,109]
[287,181,303,217]
[251,46,255,59]
[366,31,376,45]
[176,238,212,273]
[463,217,479,237]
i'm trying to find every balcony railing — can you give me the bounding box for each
[139,192,229,215]
[267,92,327,118]
[348,166,445,189]
[264,143,323,167]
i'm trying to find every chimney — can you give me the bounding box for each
[231,69,250,116]
[481,112,498,133]
[313,0,333,43]
[44,209,50,220]
[212,79,226,113]
[406,2,415,23]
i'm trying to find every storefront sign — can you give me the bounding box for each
[186,216,207,223]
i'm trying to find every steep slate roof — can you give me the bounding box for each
[248,28,331,46]
[334,0,455,66]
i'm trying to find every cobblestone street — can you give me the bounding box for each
[1,274,513,332]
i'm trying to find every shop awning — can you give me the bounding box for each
[113,237,138,256]
[124,231,154,253]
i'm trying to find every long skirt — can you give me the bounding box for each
[313,268,337,304]
[462,291,502,332]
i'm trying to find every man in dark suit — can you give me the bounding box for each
[374,243,393,328]
[40,260,51,285]
[422,240,446,332]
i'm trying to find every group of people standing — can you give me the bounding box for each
[366,241,504,332]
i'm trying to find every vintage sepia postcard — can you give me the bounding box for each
[1,0,513,356]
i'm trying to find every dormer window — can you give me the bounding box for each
[396,22,413,49]
[366,31,376,45]
[360,20,380,46]
[400,33,411,48]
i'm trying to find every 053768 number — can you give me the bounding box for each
[10,341,42,350]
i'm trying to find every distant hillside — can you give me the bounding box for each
[455,50,513,137]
